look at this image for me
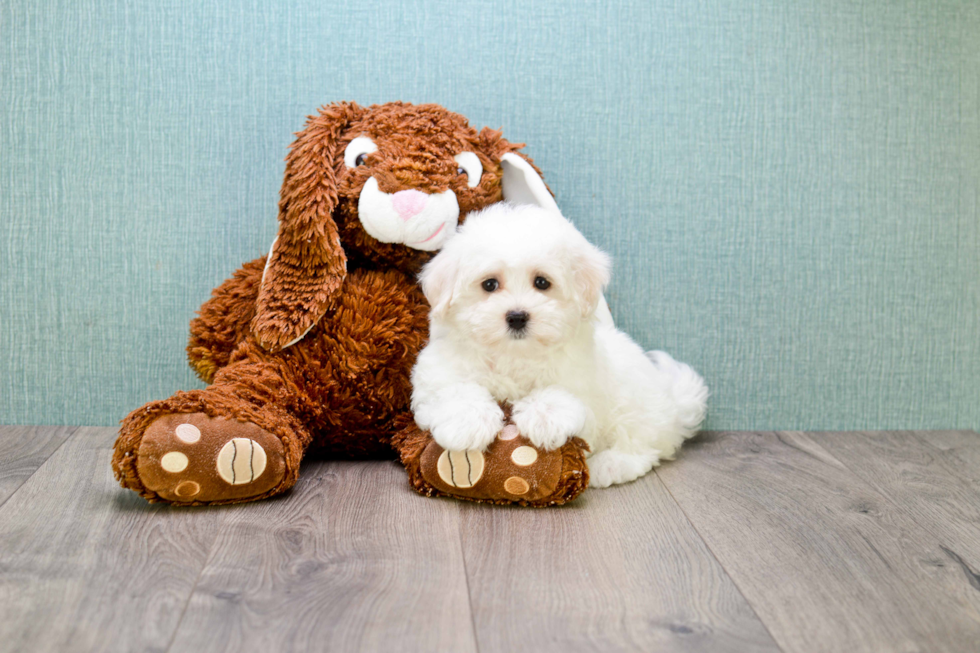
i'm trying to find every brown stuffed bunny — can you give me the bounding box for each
[112,101,589,506]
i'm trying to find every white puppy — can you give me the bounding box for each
[411,203,708,488]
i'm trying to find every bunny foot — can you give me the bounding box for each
[394,419,590,507]
[120,413,290,505]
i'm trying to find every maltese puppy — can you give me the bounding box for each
[410,203,708,487]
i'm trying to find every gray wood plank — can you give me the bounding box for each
[914,430,980,490]
[460,472,781,653]
[0,425,76,507]
[814,430,980,583]
[166,460,477,653]
[656,431,980,653]
[0,427,226,653]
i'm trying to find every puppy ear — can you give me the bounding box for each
[500,152,560,213]
[419,246,461,319]
[571,239,611,318]
[252,102,364,352]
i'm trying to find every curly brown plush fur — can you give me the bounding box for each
[113,101,586,506]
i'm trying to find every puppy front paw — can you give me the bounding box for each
[414,385,505,452]
[512,387,588,451]
[429,402,504,451]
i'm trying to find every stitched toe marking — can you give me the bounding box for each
[436,450,485,488]
[216,438,267,485]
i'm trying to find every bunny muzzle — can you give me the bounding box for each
[357,177,459,251]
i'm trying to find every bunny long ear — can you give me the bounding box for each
[500,152,560,212]
[252,102,364,352]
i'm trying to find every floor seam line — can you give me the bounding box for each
[456,505,482,653]
[0,426,80,511]
[162,512,226,653]
[808,430,980,567]
[654,464,787,653]
[907,430,980,492]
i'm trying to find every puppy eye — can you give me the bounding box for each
[481,278,499,292]
[453,152,483,188]
[344,136,377,169]
[534,276,551,290]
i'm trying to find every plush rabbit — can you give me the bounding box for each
[112,101,589,506]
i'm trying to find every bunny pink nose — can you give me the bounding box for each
[392,190,427,220]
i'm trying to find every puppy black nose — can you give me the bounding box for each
[506,310,530,331]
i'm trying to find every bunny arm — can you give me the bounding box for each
[187,256,265,384]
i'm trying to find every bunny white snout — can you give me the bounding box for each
[357,177,458,251]
[392,190,427,220]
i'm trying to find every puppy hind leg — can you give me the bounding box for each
[587,447,661,488]
[646,350,708,438]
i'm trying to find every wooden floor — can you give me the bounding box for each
[1,427,979,652]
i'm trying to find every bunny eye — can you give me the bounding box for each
[344,136,377,169]
[453,152,483,188]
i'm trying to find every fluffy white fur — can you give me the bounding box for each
[411,203,708,488]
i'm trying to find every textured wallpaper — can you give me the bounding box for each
[1,0,977,430]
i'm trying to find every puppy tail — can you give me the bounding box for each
[646,351,709,439]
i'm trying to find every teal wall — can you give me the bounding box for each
[2,0,977,430]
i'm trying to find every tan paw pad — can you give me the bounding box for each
[216,438,268,485]
[436,450,485,488]
[174,481,200,498]
[511,446,538,466]
[175,423,201,443]
[160,451,189,473]
[504,476,530,495]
